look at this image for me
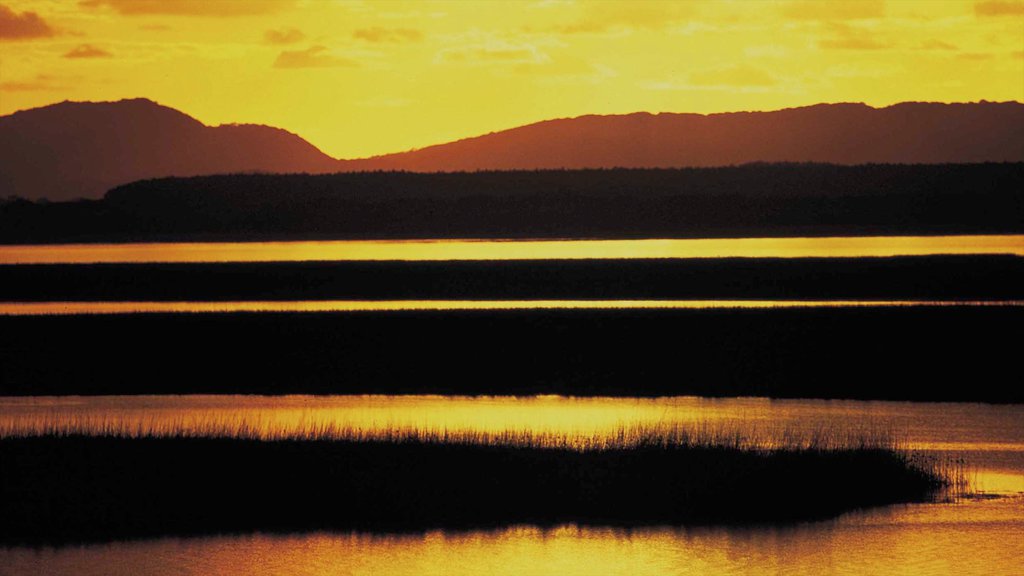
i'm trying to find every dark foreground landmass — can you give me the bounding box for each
[1,307,1019,402]
[0,436,944,545]
[2,164,1021,243]
[1,256,1022,301]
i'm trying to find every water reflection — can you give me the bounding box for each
[1,235,1021,264]
[3,395,1021,492]
[3,396,1022,575]
[1,299,1021,315]
[3,496,1021,576]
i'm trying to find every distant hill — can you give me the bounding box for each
[0,99,338,201]
[340,102,1024,172]
[2,99,1023,200]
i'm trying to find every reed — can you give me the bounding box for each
[0,421,957,544]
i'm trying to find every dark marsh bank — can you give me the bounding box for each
[0,307,1020,402]
[0,435,947,545]
[2,255,1022,302]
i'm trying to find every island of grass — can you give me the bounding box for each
[0,426,954,545]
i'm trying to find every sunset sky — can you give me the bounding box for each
[1,0,1022,159]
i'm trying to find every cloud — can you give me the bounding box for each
[353,27,423,43]
[551,2,694,34]
[780,1,885,21]
[975,1,1024,16]
[264,27,304,45]
[64,44,113,58]
[0,3,55,40]
[79,0,293,17]
[957,52,995,60]
[920,40,958,50]
[436,42,548,65]
[819,36,892,50]
[273,45,357,69]
[0,73,63,91]
[818,23,893,50]
[689,65,777,87]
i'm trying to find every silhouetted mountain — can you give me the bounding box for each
[3,99,1023,200]
[339,102,1024,172]
[0,98,337,200]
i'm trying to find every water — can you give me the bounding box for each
[1,395,1022,575]
[3,234,1021,574]
[3,504,1022,576]
[1,300,1021,315]
[1,235,1021,264]
[2,395,1021,491]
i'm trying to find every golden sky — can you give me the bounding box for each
[1,0,1022,159]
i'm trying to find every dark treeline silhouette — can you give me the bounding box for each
[1,163,1021,243]
[1,307,1019,402]
[0,436,943,544]
[1,256,1022,301]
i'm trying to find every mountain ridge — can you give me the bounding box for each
[2,98,1023,200]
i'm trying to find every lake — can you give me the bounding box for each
[1,235,1022,264]
[2,235,1021,574]
[1,299,1021,315]
[1,395,1021,575]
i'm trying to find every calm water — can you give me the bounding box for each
[1,235,1021,264]
[4,503,1022,576]
[2,395,1022,576]
[1,299,1021,315]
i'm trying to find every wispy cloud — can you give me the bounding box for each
[690,65,777,87]
[779,1,885,21]
[549,2,694,34]
[0,73,63,91]
[264,27,304,45]
[64,44,113,58]
[79,0,293,17]
[974,1,1024,16]
[0,3,55,40]
[819,36,893,50]
[920,39,958,51]
[818,23,893,50]
[353,27,423,43]
[436,42,548,65]
[273,45,358,69]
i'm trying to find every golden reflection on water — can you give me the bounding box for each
[1,235,1021,264]
[2,396,1022,575]
[3,497,1022,576]
[1,299,1021,315]
[3,395,1022,491]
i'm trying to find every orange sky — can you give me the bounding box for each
[1,0,1022,159]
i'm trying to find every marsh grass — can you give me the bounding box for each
[0,412,965,544]
[0,411,910,451]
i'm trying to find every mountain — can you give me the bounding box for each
[2,99,1023,200]
[0,99,338,201]
[340,102,1024,172]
